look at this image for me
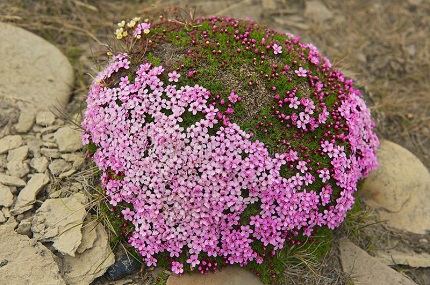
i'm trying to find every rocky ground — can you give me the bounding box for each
[0,0,429,284]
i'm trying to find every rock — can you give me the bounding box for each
[49,159,72,176]
[62,223,115,285]
[0,222,65,285]
[0,211,5,223]
[27,138,42,158]
[0,96,20,138]
[12,173,50,215]
[0,173,26,187]
[54,126,83,152]
[14,112,35,133]
[59,168,77,178]
[6,161,30,178]
[35,111,56,126]
[0,135,22,154]
[374,247,430,268]
[166,266,264,285]
[2,208,11,219]
[304,0,334,22]
[107,254,142,281]
[7,145,28,162]
[17,217,33,237]
[30,156,49,173]
[339,239,417,285]
[361,140,430,234]
[31,193,87,256]
[0,184,14,207]
[61,153,86,169]
[40,147,61,158]
[76,221,98,254]
[0,22,74,116]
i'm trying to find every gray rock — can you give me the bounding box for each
[0,135,22,154]
[0,184,14,208]
[166,266,264,285]
[361,140,430,234]
[35,111,56,126]
[30,156,49,173]
[304,0,334,22]
[0,222,66,285]
[59,168,77,178]
[0,173,26,187]
[62,223,115,285]
[54,126,83,152]
[40,147,61,158]
[49,159,72,176]
[14,112,35,133]
[76,221,98,254]
[0,22,74,116]
[12,173,50,215]
[339,239,416,285]
[39,125,62,136]
[1,208,11,219]
[31,193,87,256]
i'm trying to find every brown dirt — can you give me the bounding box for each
[1,0,429,284]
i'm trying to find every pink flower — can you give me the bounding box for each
[295,67,308,77]
[272,44,282,55]
[168,71,181,82]
[171,261,184,274]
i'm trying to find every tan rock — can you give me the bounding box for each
[0,173,26,187]
[0,222,65,285]
[62,223,115,285]
[14,112,35,133]
[0,22,74,116]
[0,135,22,154]
[374,247,430,268]
[31,193,87,256]
[76,221,98,254]
[0,184,14,208]
[12,173,50,215]
[36,111,56,126]
[339,239,417,285]
[166,266,264,285]
[361,140,430,234]
[304,0,334,22]
[54,126,83,152]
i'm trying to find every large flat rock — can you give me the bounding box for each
[0,221,65,285]
[166,266,264,285]
[361,140,430,234]
[0,22,74,116]
[339,239,417,285]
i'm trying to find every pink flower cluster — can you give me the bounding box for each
[82,19,379,274]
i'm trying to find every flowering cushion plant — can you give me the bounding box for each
[82,14,378,281]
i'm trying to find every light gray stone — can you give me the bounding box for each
[35,111,56,126]
[0,173,26,187]
[62,223,116,285]
[49,159,72,176]
[304,0,334,22]
[31,193,87,256]
[0,222,66,285]
[166,266,264,285]
[1,208,11,219]
[0,211,5,223]
[0,135,22,154]
[30,156,49,173]
[54,126,83,152]
[12,173,50,215]
[14,112,35,133]
[59,168,76,178]
[361,140,430,234]
[27,138,42,158]
[0,184,14,207]
[0,22,74,116]
[339,239,416,285]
